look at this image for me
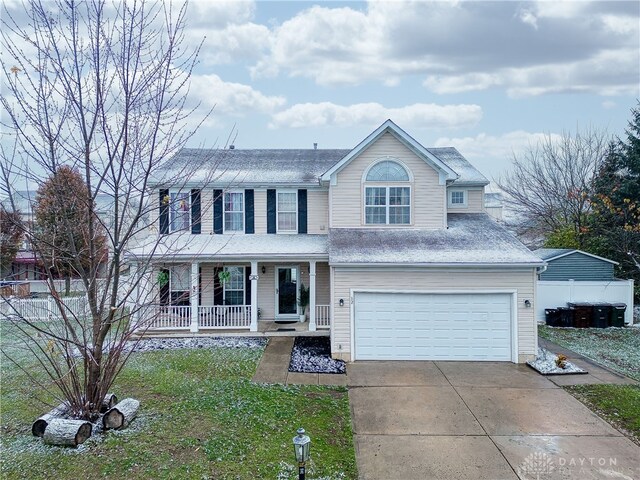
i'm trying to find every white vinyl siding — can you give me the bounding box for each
[331,267,537,363]
[254,190,267,234]
[447,187,485,213]
[307,190,329,234]
[331,132,445,229]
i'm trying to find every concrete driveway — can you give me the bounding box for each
[348,361,640,480]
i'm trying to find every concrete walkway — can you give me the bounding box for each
[251,337,347,386]
[349,361,640,480]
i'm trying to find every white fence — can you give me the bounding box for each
[0,296,89,321]
[536,279,635,325]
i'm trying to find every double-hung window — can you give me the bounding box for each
[224,191,244,232]
[277,191,297,232]
[223,266,245,305]
[364,160,411,225]
[170,191,190,232]
[170,265,190,305]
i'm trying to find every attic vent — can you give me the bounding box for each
[313,143,317,150]
[229,145,235,150]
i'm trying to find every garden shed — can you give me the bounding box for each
[534,249,635,325]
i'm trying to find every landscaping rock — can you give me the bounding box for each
[289,337,346,374]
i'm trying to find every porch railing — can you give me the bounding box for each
[151,305,191,329]
[199,305,251,329]
[316,304,331,328]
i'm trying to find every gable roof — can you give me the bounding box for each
[330,213,545,266]
[320,119,458,183]
[150,148,351,187]
[533,248,619,265]
[427,148,489,186]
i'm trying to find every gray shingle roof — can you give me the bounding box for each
[126,233,329,260]
[151,148,351,186]
[329,214,544,265]
[533,248,576,261]
[426,148,489,186]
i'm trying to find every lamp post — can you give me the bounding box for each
[293,427,311,480]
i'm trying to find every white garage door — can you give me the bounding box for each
[354,292,512,361]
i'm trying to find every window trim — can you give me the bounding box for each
[448,189,467,207]
[364,185,412,225]
[223,265,245,306]
[223,190,245,233]
[276,190,298,234]
[362,158,413,183]
[168,189,191,233]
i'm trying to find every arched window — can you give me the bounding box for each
[364,160,411,225]
[366,160,410,182]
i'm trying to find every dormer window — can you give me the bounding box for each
[364,160,411,225]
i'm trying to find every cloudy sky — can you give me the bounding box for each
[4,1,640,183]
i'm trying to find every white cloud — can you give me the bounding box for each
[248,1,638,96]
[602,100,617,109]
[189,74,286,115]
[435,130,567,180]
[269,102,482,130]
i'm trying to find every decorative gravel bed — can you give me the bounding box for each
[527,347,586,375]
[288,337,346,374]
[127,336,268,353]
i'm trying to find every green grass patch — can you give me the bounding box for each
[538,325,640,381]
[1,328,357,480]
[565,384,640,445]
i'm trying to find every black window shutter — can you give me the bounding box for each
[159,189,169,234]
[159,268,170,305]
[213,266,223,306]
[191,189,201,234]
[298,189,307,234]
[267,189,276,234]
[245,189,255,234]
[245,267,251,305]
[213,189,223,234]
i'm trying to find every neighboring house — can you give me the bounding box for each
[0,191,114,290]
[128,120,545,363]
[534,248,635,325]
[484,192,503,221]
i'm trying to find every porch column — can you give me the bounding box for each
[309,260,317,332]
[250,261,258,332]
[190,262,199,332]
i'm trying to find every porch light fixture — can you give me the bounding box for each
[293,427,311,480]
[524,299,531,308]
[339,298,344,307]
[262,266,266,274]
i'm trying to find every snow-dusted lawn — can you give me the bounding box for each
[538,325,640,381]
[0,323,356,479]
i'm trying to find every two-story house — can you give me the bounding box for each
[128,120,544,363]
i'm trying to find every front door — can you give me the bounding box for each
[276,266,298,318]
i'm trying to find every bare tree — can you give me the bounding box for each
[498,128,612,248]
[0,0,223,420]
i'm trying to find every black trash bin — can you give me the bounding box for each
[568,302,592,328]
[610,303,627,327]
[545,308,560,326]
[557,307,574,327]
[591,303,611,328]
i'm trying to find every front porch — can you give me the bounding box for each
[138,260,332,334]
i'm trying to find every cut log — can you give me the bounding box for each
[100,393,118,413]
[42,418,92,447]
[32,402,69,437]
[102,398,140,430]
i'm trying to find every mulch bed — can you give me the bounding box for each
[288,337,346,374]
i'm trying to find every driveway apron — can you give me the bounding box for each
[348,361,640,480]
